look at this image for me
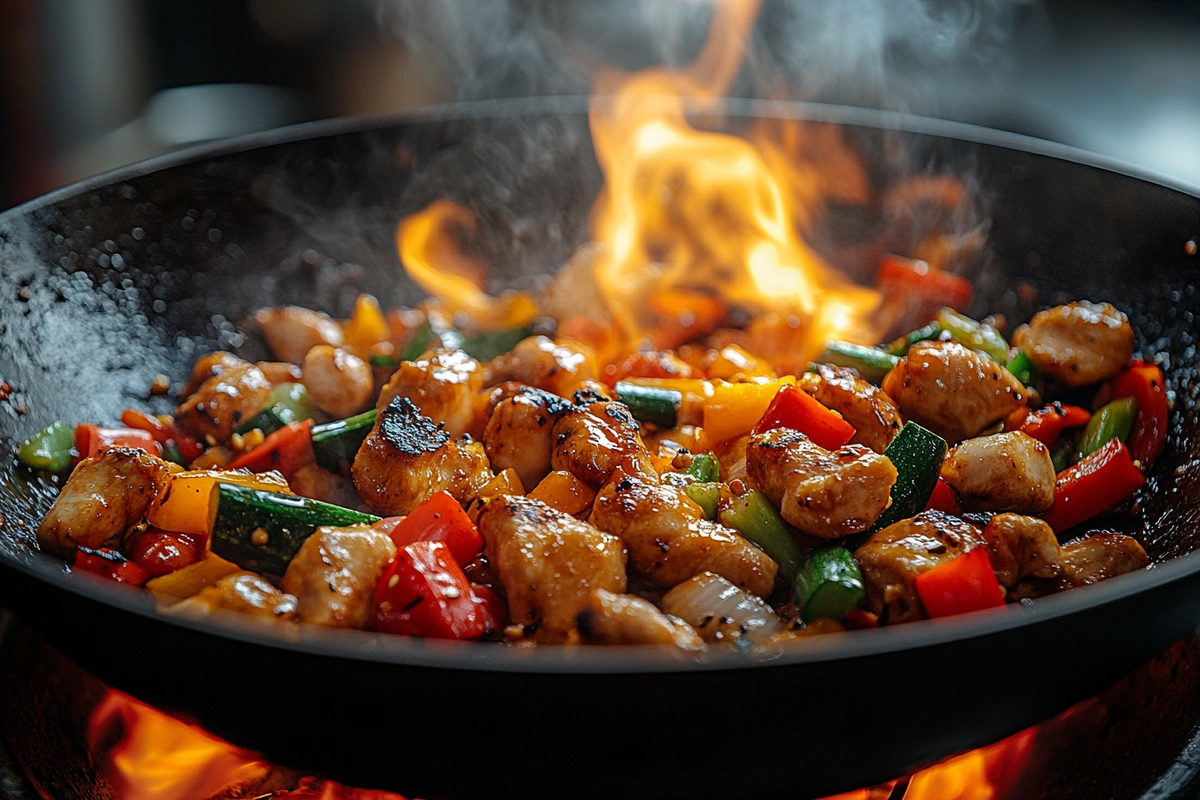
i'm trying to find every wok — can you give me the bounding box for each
[0,97,1198,799]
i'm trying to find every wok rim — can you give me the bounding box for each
[1,96,1198,675]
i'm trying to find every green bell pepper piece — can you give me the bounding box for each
[16,421,74,472]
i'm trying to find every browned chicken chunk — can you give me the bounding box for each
[281,525,397,629]
[981,513,1063,587]
[1012,302,1134,387]
[551,401,657,489]
[171,573,298,621]
[352,397,491,516]
[592,475,778,597]
[484,335,599,398]
[254,305,344,365]
[1059,533,1149,588]
[483,387,572,491]
[856,510,986,623]
[38,448,170,556]
[941,431,1056,513]
[376,348,484,439]
[576,588,705,650]
[800,365,903,453]
[475,494,626,643]
[175,356,275,441]
[882,341,1027,443]
[745,429,898,539]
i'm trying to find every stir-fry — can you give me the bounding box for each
[23,282,1166,649]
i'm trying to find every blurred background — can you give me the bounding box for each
[1,0,1197,211]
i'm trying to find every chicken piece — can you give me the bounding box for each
[1059,533,1148,588]
[475,494,626,643]
[302,345,373,419]
[484,335,599,398]
[352,396,492,516]
[171,573,298,621]
[882,341,1027,443]
[576,588,705,650]
[981,513,1063,587]
[856,510,985,623]
[1012,302,1134,387]
[38,448,170,556]
[551,401,657,490]
[254,305,344,365]
[745,429,898,539]
[941,431,1056,513]
[800,365,903,453]
[175,356,275,442]
[592,475,778,598]
[281,525,397,629]
[288,463,362,508]
[181,351,243,396]
[376,348,484,439]
[660,571,784,646]
[483,387,572,491]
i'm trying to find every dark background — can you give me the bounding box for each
[1,0,1198,211]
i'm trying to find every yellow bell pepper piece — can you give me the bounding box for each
[344,294,390,355]
[528,471,597,517]
[145,552,241,601]
[702,377,796,444]
[148,470,291,536]
[478,468,525,499]
[705,345,777,381]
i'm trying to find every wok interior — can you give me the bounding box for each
[1,101,1198,582]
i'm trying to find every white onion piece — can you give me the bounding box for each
[661,571,783,646]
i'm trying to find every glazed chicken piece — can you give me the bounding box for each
[1012,302,1134,387]
[941,431,1056,513]
[484,335,599,398]
[38,448,170,556]
[660,571,784,646]
[475,494,626,643]
[483,387,572,491]
[352,396,492,516]
[171,573,298,621]
[254,305,345,365]
[1059,533,1149,588]
[855,510,985,623]
[576,588,705,650]
[181,351,243,396]
[281,525,397,629]
[980,513,1064,587]
[375,348,484,439]
[175,354,276,441]
[551,401,657,490]
[745,429,898,539]
[302,345,373,419]
[799,365,903,453]
[882,340,1027,443]
[592,475,778,598]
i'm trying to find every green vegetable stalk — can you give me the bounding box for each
[815,341,900,384]
[936,308,1009,362]
[1074,396,1137,463]
[720,489,804,581]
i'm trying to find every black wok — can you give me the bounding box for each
[0,98,1198,799]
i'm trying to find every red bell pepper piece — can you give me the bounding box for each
[227,419,314,476]
[120,409,205,463]
[842,608,879,630]
[373,491,484,566]
[375,540,486,640]
[1004,403,1092,447]
[74,424,162,459]
[73,547,151,586]
[914,546,1005,618]
[924,478,963,515]
[1112,360,1168,467]
[877,254,974,311]
[470,583,508,633]
[125,528,203,577]
[1041,438,1146,533]
[752,385,856,451]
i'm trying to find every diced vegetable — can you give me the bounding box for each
[148,469,291,536]
[885,322,943,357]
[752,385,856,451]
[877,254,974,311]
[1112,360,1169,466]
[1041,438,1145,533]
[478,468,525,499]
[853,422,948,545]
[719,489,803,581]
[469,583,508,633]
[1005,403,1091,447]
[684,482,721,520]
[343,294,389,354]
[125,528,202,577]
[793,545,865,622]
[227,420,315,477]
[705,345,775,380]
[401,321,438,361]
[528,471,596,517]
[310,409,377,473]
[682,453,720,484]
[842,608,879,629]
[460,325,536,362]
[616,382,681,428]
[1005,350,1040,387]
[936,308,1009,362]
[144,552,241,599]
[16,421,74,472]
[74,424,161,459]
[235,383,321,436]
[373,491,483,566]
[121,409,204,464]
[924,478,963,515]
[73,547,151,586]
[210,483,380,574]
[815,342,899,384]
[375,540,487,640]
[703,378,795,443]
[914,546,1005,618]
[1074,396,1137,463]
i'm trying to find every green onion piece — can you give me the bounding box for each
[460,325,535,362]
[685,482,722,521]
[794,545,865,622]
[400,323,438,361]
[311,409,378,473]
[720,489,804,581]
[1005,350,1040,386]
[683,453,720,483]
[369,353,402,368]
[235,382,321,436]
[816,342,900,384]
[162,442,185,466]
[885,322,943,357]
[935,308,1009,362]
[615,382,681,428]
[1074,396,1138,464]
[16,421,74,473]
[848,421,948,549]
